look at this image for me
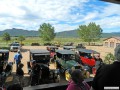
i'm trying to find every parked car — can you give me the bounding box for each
[76,44,86,49]
[46,46,58,62]
[27,49,60,84]
[44,43,52,46]
[10,42,21,52]
[64,42,74,46]
[76,48,102,74]
[63,46,76,51]
[55,49,90,81]
[52,41,61,47]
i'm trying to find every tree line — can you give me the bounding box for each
[2,22,102,45]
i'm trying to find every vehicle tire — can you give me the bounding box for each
[65,70,71,81]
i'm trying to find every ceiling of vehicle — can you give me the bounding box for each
[101,0,120,4]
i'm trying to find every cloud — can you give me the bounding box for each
[100,4,120,17]
[0,0,89,31]
[53,24,78,32]
[0,0,120,33]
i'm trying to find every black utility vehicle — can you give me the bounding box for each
[27,49,60,85]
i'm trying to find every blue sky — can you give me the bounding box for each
[0,0,120,33]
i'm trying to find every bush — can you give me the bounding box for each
[0,46,10,50]
[21,43,24,46]
[44,43,52,46]
[104,53,115,64]
[31,43,40,46]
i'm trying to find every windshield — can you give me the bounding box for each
[80,52,92,59]
[12,43,20,46]
[0,53,9,61]
[63,54,75,61]
[32,55,49,60]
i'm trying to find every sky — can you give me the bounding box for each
[0,0,120,33]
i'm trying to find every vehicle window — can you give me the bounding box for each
[12,43,20,46]
[63,54,75,60]
[56,53,62,58]
[0,53,4,61]
[5,53,9,60]
[32,55,50,61]
[80,52,92,59]
[80,52,86,56]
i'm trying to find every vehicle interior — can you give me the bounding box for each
[0,53,8,74]
[56,53,75,60]
[32,54,50,64]
[79,52,92,59]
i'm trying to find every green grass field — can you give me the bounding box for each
[0,37,103,48]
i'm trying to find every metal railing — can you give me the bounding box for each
[23,78,93,90]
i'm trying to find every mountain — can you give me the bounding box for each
[0,28,39,36]
[102,32,120,38]
[56,30,79,38]
[56,30,120,38]
[0,28,120,38]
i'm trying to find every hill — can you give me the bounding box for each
[0,28,39,36]
[0,28,120,38]
[56,30,120,38]
[56,30,79,38]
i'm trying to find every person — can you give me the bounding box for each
[16,63,24,87]
[95,55,103,64]
[30,60,41,86]
[91,44,120,90]
[66,69,90,90]
[14,50,22,70]
[7,83,23,90]
[94,54,103,70]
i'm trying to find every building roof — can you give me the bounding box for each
[101,0,120,4]
[103,36,120,41]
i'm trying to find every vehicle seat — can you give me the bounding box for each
[41,65,49,79]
